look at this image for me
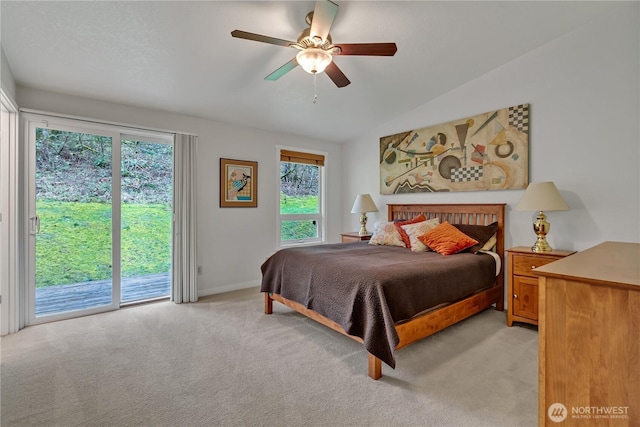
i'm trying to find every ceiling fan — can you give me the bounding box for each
[231,0,397,88]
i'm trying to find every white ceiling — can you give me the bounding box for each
[1,1,619,143]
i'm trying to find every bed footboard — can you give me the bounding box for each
[368,354,382,380]
[265,292,273,314]
[265,292,383,378]
[264,283,500,380]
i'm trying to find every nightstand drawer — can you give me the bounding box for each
[512,255,557,277]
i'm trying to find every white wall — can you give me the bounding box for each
[1,46,16,99]
[342,3,639,253]
[16,88,343,296]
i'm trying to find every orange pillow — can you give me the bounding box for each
[394,213,426,248]
[418,221,479,255]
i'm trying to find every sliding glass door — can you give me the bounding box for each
[29,123,119,319]
[120,137,173,303]
[25,116,173,324]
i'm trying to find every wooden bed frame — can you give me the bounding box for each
[264,203,506,379]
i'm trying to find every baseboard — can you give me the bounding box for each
[197,280,261,298]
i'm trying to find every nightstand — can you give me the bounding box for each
[506,246,575,327]
[340,232,372,243]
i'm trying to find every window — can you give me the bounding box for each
[278,149,325,245]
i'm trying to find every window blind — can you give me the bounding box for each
[280,149,325,166]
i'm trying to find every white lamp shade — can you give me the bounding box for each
[351,194,378,213]
[516,182,569,212]
[296,48,332,74]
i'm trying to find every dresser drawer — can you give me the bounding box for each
[512,254,558,277]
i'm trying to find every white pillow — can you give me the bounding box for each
[401,218,440,252]
[368,221,406,247]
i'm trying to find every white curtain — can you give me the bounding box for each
[172,134,198,303]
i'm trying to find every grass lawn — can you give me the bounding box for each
[36,201,171,287]
[280,194,319,240]
[280,194,318,214]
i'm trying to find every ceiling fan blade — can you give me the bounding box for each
[334,43,398,56]
[325,62,350,88]
[265,58,299,81]
[310,0,339,43]
[231,30,295,48]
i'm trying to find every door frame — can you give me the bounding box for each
[0,90,20,335]
[22,113,173,325]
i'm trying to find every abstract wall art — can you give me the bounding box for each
[380,104,529,194]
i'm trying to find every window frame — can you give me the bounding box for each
[276,146,326,247]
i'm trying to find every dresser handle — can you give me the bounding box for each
[513,294,518,299]
[531,265,536,269]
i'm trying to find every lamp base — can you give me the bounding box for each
[358,213,369,236]
[531,211,553,252]
[531,239,553,253]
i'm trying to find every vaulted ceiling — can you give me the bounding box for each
[1,1,619,142]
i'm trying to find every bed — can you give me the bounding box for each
[261,203,505,379]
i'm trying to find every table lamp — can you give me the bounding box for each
[516,182,569,252]
[351,194,378,236]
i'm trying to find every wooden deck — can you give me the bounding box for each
[35,272,170,316]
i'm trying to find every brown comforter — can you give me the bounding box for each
[260,242,496,368]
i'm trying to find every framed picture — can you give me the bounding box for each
[220,158,258,207]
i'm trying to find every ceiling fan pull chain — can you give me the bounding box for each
[313,73,318,104]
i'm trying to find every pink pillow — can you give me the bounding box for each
[418,221,479,255]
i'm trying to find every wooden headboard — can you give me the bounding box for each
[388,203,506,293]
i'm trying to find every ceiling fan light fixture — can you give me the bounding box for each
[232,0,397,87]
[296,48,332,75]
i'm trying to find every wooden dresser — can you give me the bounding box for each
[534,241,640,427]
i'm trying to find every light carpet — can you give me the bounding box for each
[1,287,538,426]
